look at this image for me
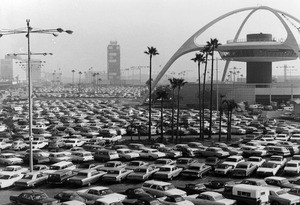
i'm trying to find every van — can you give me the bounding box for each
[94,149,119,162]
[223,184,269,205]
[45,161,76,174]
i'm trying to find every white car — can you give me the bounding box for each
[268,155,287,168]
[139,148,166,160]
[0,142,12,150]
[246,156,266,167]
[71,151,94,162]
[142,180,186,197]
[0,165,29,174]
[0,153,23,165]
[11,140,28,150]
[0,172,23,188]
[275,134,290,141]
[64,138,85,148]
[117,148,140,160]
[284,160,300,174]
[185,191,236,205]
[222,155,244,169]
[32,140,48,149]
[77,186,126,202]
[257,162,281,176]
[158,195,194,205]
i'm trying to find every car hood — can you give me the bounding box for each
[278,193,300,203]
[218,198,236,205]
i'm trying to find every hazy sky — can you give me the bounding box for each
[1,0,300,82]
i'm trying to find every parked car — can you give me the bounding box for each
[71,151,94,162]
[222,155,244,169]
[265,176,300,189]
[47,169,76,185]
[284,160,300,174]
[158,195,194,205]
[0,153,23,165]
[232,162,257,177]
[68,169,106,186]
[246,156,266,167]
[153,165,183,180]
[256,162,281,176]
[154,158,176,168]
[201,147,229,158]
[97,161,126,172]
[214,163,233,176]
[77,186,126,202]
[158,147,182,159]
[184,191,236,205]
[177,183,207,195]
[14,172,48,188]
[102,167,133,182]
[269,189,300,205]
[10,191,59,205]
[127,165,160,181]
[139,148,166,160]
[0,172,23,188]
[268,155,287,168]
[142,180,187,197]
[117,148,140,160]
[175,158,198,170]
[181,163,211,178]
[126,161,149,171]
[54,191,87,203]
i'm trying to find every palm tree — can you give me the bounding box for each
[71,69,75,87]
[144,46,159,140]
[168,77,177,143]
[222,99,239,142]
[78,71,82,92]
[205,38,221,139]
[191,52,206,141]
[174,78,187,143]
[155,86,170,143]
[202,45,211,139]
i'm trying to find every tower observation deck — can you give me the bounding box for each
[218,33,298,83]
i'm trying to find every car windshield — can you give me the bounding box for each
[248,158,259,162]
[159,167,171,172]
[286,163,297,167]
[270,157,281,161]
[105,163,116,167]
[134,168,146,173]
[216,164,228,169]
[177,160,188,164]
[0,174,10,179]
[129,162,140,166]
[236,164,248,169]
[225,158,238,162]
[262,163,275,168]
[155,160,166,164]
[163,184,175,190]
[277,190,287,195]
[107,170,120,174]
[50,166,60,170]
[3,167,16,171]
[77,173,88,177]
[23,174,33,179]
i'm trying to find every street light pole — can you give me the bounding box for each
[0,19,72,172]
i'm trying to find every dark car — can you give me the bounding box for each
[47,169,76,185]
[134,197,162,205]
[122,188,153,205]
[204,180,236,192]
[10,191,59,205]
[54,190,87,203]
[177,183,207,195]
[204,157,220,169]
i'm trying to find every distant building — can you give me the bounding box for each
[0,55,26,84]
[107,41,121,84]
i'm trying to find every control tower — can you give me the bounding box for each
[219,32,298,84]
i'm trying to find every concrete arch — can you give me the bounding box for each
[141,6,300,104]
[222,6,300,81]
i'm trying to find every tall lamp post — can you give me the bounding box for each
[0,19,72,172]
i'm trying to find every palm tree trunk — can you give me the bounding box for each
[160,98,163,143]
[202,53,208,141]
[176,88,180,143]
[171,89,175,143]
[198,62,202,140]
[229,111,232,141]
[148,55,152,140]
[227,110,230,142]
[209,50,214,139]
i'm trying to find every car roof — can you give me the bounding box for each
[144,180,171,186]
[89,186,110,191]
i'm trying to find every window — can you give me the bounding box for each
[237,191,251,197]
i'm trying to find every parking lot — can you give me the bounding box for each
[1,88,300,205]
